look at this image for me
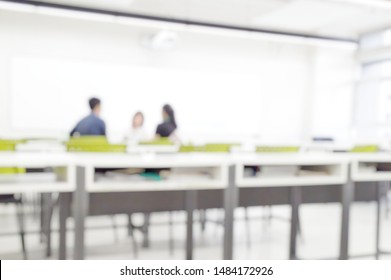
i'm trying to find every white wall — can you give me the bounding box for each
[0,9,357,144]
[310,48,357,144]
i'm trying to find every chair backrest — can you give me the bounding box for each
[0,167,26,175]
[204,143,240,153]
[350,145,379,153]
[256,146,300,153]
[139,138,174,146]
[0,139,25,151]
[0,139,26,174]
[66,136,126,153]
[179,145,204,153]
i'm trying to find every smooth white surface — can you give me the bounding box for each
[73,153,230,168]
[75,153,230,192]
[0,9,355,143]
[4,151,391,192]
[26,0,391,39]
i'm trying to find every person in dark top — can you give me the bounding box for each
[156,104,177,138]
[70,97,106,136]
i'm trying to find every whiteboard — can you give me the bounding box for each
[10,56,263,141]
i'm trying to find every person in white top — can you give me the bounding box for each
[125,111,148,145]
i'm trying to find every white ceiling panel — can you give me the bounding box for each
[252,0,367,33]
[9,0,391,39]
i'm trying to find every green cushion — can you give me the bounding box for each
[350,145,379,153]
[256,146,300,153]
[67,136,108,145]
[0,168,26,175]
[139,138,174,146]
[67,136,126,153]
[203,143,240,153]
[179,145,205,153]
[0,139,25,151]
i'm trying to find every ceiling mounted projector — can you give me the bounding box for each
[141,30,178,50]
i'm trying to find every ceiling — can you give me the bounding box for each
[11,0,391,40]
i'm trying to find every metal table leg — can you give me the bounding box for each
[223,165,237,260]
[74,166,88,260]
[375,182,383,260]
[59,193,71,260]
[42,193,53,258]
[289,186,301,260]
[339,179,354,260]
[186,189,197,260]
[142,213,151,248]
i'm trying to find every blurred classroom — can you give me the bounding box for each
[1,0,391,260]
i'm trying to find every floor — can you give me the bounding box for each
[1,202,391,260]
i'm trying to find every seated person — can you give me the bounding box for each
[70,97,106,136]
[125,111,148,144]
[155,104,178,140]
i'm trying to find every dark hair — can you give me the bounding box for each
[133,111,144,125]
[89,97,101,110]
[163,104,177,129]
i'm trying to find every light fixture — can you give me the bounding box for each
[0,0,357,50]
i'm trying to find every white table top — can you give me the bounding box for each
[4,151,391,167]
[71,152,231,168]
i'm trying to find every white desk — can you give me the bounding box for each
[342,153,391,259]
[0,152,75,258]
[224,153,349,260]
[63,153,230,260]
[0,151,385,260]
[0,152,75,194]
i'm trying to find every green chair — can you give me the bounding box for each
[66,136,126,153]
[256,146,300,153]
[0,140,27,259]
[203,143,240,153]
[350,145,379,153]
[179,145,205,153]
[139,138,174,146]
[0,139,25,152]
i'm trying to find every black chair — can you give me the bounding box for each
[0,194,27,259]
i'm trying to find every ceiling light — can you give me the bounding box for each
[0,0,357,50]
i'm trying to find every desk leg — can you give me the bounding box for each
[74,166,88,260]
[340,180,354,260]
[289,186,301,260]
[375,182,384,260]
[223,165,237,260]
[59,193,70,260]
[186,190,197,260]
[42,193,53,258]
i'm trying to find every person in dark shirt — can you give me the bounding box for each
[70,97,106,136]
[156,104,177,138]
